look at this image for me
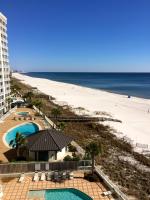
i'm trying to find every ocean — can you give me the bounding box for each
[25,72,150,99]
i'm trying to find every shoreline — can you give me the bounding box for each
[23,72,150,100]
[12,73,150,152]
[16,73,150,102]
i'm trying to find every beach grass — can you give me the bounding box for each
[10,77,150,200]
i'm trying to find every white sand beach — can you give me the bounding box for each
[13,73,150,152]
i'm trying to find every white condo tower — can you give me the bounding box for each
[0,12,10,117]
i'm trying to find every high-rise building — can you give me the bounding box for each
[0,12,10,117]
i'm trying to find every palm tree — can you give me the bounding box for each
[5,97,12,110]
[9,132,26,157]
[32,99,43,111]
[51,107,62,124]
[23,91,33,102]
[85,141,102,175]
[58,122,66,131]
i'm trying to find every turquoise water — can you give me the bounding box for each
[5,122,39,146]
[45,188,92,200]
[17,112,29,116]
[28,189,92,200]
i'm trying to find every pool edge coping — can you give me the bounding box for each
[15,111,30,116]
[2,122,42,148]
[27,187,93,200]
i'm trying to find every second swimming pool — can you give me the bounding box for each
[28,188,93,200]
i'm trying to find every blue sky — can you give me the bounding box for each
[1,0,150,72]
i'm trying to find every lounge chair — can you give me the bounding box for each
[0,185,3,200]
[69,172,74,179]
[40,172,46,181]
[62,171,67,180]
[53,171,59,182]
[33,172,39,182]
[66,171,70,179]
[47,171,52,181]
[18,173,25,183]
[102,191,112,196]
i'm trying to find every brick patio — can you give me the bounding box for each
[0,171,113,200]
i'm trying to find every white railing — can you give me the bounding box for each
[71,140,128,200]
[95,166,128,200]
[32,105,128,199]
[33,105,56,128]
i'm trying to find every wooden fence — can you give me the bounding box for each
[0,160,91,174]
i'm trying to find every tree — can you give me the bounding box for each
[32,99,42,110]
[11,84,21,93]
[57,122,66,131]
[85,142,102,175]
[23,92,33,102]
[9,132,26,157]
[5,97,12,110]
[51,107,62,124]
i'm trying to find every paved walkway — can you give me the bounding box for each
[0,107,45,162]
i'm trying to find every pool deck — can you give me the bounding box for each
[1,171,114,200]
[0,107,45,162]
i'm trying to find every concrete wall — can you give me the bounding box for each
[57,147,66,160]
[48,151,56,161]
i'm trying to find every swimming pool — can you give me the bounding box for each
[17,112,29,116]
[5,122,39,146]
[28,188,92,200]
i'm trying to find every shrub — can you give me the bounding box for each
[84,172,100,182]
[16,156,26,161]
[63,155,72,161]
[34,112,40,116]
[72,153,80,161]
[68,144,77,152]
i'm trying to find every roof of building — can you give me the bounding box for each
[0,12,7,21]
[26,129,73,152]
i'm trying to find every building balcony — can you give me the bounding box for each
[1,37,8,43]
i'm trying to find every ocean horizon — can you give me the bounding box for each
[24,72,150,99]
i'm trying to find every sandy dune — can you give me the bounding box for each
[13,73,150,152]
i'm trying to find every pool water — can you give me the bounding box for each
[5,122,39,146]
[28,188,92,200]
[45,189,92,200]
[17,112,29,116]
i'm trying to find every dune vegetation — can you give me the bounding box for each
[11,78,150,200]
